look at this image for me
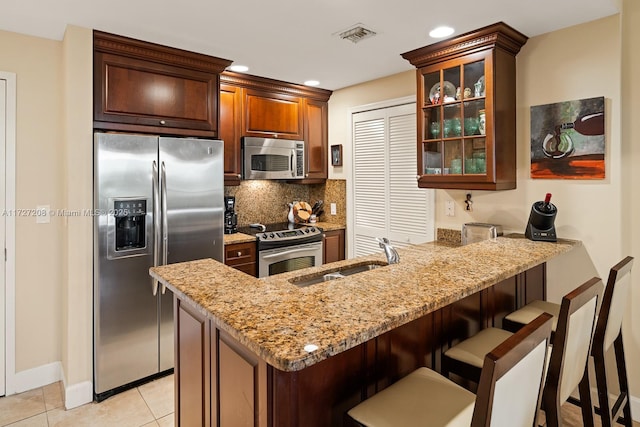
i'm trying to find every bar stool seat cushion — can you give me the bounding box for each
[444,328,513,368]
[504,300,560,331]
[347,367,475,427]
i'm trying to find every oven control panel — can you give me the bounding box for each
[258,226,321,242]
[256,226,324,251]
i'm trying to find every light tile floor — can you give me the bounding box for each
[1,373,639,426]
[0,374,174,427]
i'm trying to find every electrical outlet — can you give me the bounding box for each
[330,203,337,215]
[445,200,455,217]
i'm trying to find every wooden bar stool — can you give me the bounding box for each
[591,257,634,426]
[501,256,634,426]
[442,277,602,427]
[347,313,553,427]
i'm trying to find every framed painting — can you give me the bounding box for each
[530,96,605,179]
[331,144,343,166]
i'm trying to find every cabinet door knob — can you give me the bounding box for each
[305,173,309,178]
[159,120,166,125]
[237,174,242,179]
[416,175,421,180]
[237,251,242,257]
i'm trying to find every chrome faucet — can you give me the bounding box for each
[376,237,400,264]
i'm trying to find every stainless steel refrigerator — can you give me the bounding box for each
[93,132,224,400]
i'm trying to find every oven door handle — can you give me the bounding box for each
[261,246,319,260]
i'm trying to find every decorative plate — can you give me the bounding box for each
[429,81,456,104]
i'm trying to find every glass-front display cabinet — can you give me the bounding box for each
[402,22,528,190]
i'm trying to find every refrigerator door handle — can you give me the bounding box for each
[152,160,160,296]
[160,161,168,294]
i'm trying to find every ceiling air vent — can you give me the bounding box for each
[337,24,377,44]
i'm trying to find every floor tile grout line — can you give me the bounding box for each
[135,385,159,425]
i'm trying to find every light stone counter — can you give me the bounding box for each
[150,235,578,372]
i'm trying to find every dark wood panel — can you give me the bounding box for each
[225,241,256,266]
[219,337,257,427]
[93,31,231,136]
[304,99,328,180]
[175,298,210,427]
[243,89,303,140]
[220,84,243,185]
[95,52,217,132]
[272,343,369,427]
[488,275,517,329]
[218,332,268,427]
[385,313,436,382]
[323,229,345,264]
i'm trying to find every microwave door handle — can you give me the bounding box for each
[291,149,295,178]
[160,161,168,294]
[262,246,317,260]
[152,160,160,296]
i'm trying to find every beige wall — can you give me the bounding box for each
[0,30,65,372]
[0,26,93,406]
[622,0,640,403]
[329,14,640,407]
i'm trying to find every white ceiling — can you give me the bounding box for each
[1,0,619,90]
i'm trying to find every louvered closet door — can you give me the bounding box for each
[353,103,434,257]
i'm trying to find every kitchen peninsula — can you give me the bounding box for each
[150,236,578,427]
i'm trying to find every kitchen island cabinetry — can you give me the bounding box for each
[401,22,527,190]
[224,241,257,277]
[323,229,345,264]
[220,72,332,185]
[93,31,231,137]
[152,236,577,426]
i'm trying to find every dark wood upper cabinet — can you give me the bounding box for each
[220,72,332,185]
[402,22,528,190]
[304,99,329,182]
[93,31,231,137]
[243,89,304,140]
[220,84,243,185]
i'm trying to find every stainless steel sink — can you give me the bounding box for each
[290,262,386,287]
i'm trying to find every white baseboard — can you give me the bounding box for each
[13,361,62,393]
[631,394,640,422]
[62,379,93,410]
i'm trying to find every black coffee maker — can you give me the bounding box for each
[525,193,557,242]
[224,196,238,234]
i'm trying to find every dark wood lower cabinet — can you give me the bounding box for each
[174,263,546,426]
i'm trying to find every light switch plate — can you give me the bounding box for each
[330,203,337,215]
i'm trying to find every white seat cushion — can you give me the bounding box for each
[348,367,475,427]
[444,328,513,368]
[504,300,560,331]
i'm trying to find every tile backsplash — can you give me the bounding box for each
[224,179,346,226]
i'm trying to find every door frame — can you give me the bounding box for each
[0,71,17,396]
[346,95,416,259]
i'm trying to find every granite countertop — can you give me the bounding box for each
[150,235,578,372]
[223,222,346,245]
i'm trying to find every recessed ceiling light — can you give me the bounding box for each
[304,80,320,87]
[429,26,454,38]
[228,64,249,73]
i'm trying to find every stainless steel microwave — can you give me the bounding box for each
[242,137,305,180]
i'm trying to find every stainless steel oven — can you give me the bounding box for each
[258,241,323,277]
[239,222,323,277]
